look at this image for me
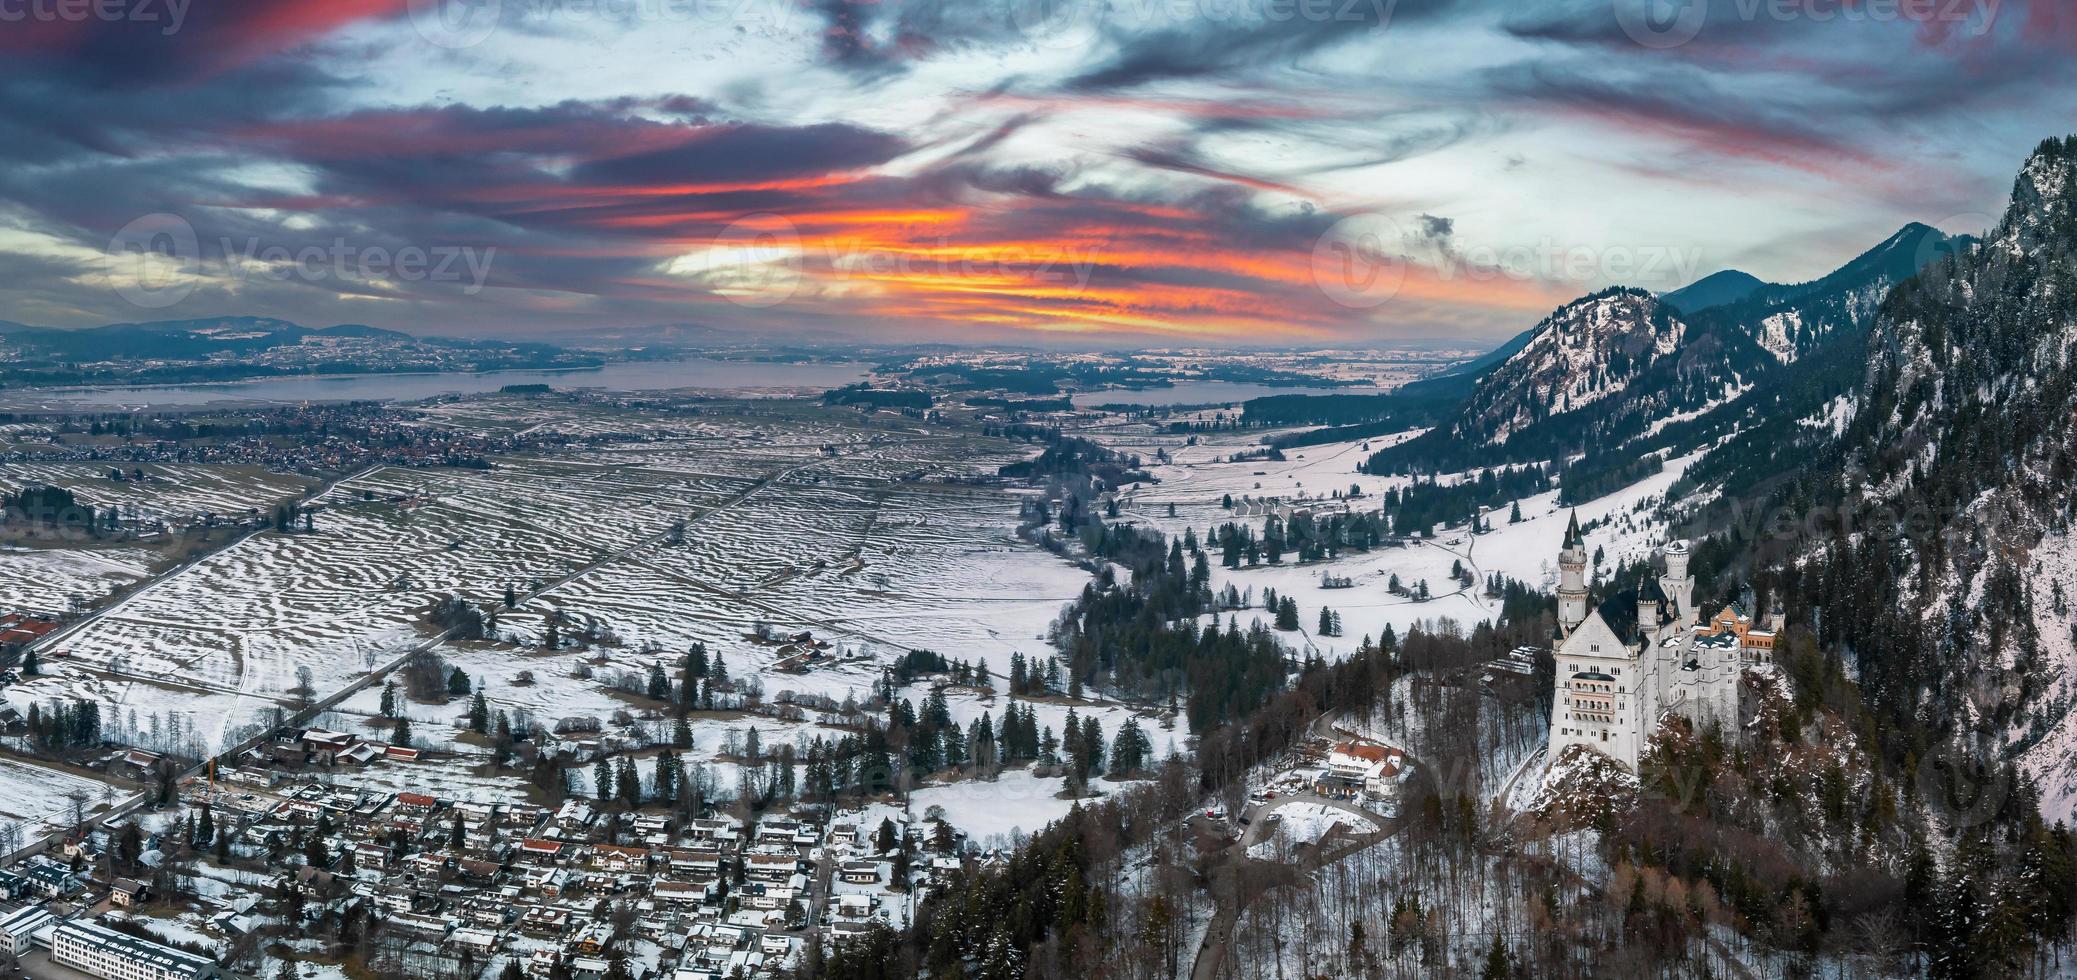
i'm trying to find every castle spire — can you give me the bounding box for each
[1563,509,1583,549]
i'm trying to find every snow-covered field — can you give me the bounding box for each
[0,756,130,844]
[0,462,311,524]
[1089,424,1695,659]
[0,543,157,615]
[5,406,1098,785]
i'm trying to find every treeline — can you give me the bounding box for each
[822,385,932,409]
[997,437,1146,484]
[26,699,105,752]
[2,484,106,529]
[1052,522,1287,730]
[1371,464,1551,536]
[1210,509,1393,565]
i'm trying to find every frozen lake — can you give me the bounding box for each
[0,358,871,410]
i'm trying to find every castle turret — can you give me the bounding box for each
[1637,575,1666,646]
[1661,538,1695,621]
[1558,510,1589,632]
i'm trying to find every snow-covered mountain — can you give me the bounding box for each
[1371,224,1969,483]
[1839,137,2077,812]
[1452,287,1688,447]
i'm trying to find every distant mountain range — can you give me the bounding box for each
[0,316,415,361]
[1367,220,1973,485]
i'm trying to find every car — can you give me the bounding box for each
[1238,816,1251,826]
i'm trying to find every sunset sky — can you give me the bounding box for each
[1,0,2072,346]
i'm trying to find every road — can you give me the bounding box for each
[11,463,381,661]
[1189,791,1404,980]
[1,438,911,865]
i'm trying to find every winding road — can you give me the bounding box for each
[1189,791,1405,980]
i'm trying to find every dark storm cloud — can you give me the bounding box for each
[1065,0,1468,90]
[573,123,912,187]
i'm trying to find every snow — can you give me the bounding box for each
[898,768,1080,845]
[1245,802,1376,859]
[1097,428,1699,661]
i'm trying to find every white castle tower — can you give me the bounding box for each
[1549,531,1754,771]
[1557,510,1589,634]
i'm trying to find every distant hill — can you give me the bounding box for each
[0,317,419,360]
[1661,270,1767,315]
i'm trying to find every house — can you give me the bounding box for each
[447,927,501,956]
[743,852,798,881]
[110,877,150,907]
[686,817,740,844]
[632,814,671,837]
[0,869,31,900]
[519,838,566,863]
[338,743,381,766]
[351,842,391,871]
[840,861,881,884]
[831,919,875,943]
[653,880,708,906]
[519,905,571,934]
[665,848,723,875]
[288,866,337,897]
[555,799,595,831]
[828,823,859,845]
[835,894,873,919]
[386,911,455,937]
[117,748,165,775]
[589,843,649,872]
[456,858,502,885]
[521,865,568,897]
[300,729,354,763]
[23,862,79,898]
[739,884,798,912]
[1314,740,1407,799]
[395,794,439,819]
[572,923,613,955]
[384,745,423,763]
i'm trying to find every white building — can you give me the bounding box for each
[1549,515,1775,769]
[0,905,53,956]
[51,919,220,980]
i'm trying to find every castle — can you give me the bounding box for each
[1548,512,1776,769]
